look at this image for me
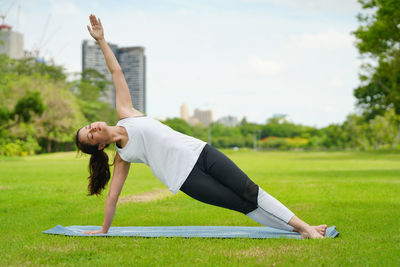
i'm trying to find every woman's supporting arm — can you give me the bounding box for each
[83,153,131,234]
[101,153,131,232]
[87,14,142,118]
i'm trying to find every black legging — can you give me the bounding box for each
[180,144,259,214]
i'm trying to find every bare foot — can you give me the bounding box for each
[288,215,326,239]
[293,225,327,236]
[298,225,324,239]
[312,225,327,236]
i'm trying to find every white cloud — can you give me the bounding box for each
[242,55,285,76]
[328,77,344,88]
[287,30,353,51]
[323,105,341,114]
[262,0,360,14]
[49,0,79,15]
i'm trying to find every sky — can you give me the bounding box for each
[1,0,364,127]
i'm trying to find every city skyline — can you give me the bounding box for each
[1,0,362,127]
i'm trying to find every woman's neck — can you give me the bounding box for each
[109,125,128,146]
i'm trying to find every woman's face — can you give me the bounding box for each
[78,121,109,146]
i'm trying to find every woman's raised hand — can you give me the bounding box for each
[87,14,104,41]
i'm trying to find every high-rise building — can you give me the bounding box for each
[0,24,24,59]
[82,40,146,112]
[119,47,146,113]
[217,115,239,127]
[193,108,213,126]
[180,103,190,122]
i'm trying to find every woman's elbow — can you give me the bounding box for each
[106,194,119,204]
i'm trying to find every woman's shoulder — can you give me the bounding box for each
[117,107,144,119]
[117,115,147,123]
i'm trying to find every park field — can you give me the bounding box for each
[0,150,399,266]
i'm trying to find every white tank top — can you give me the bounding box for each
[116,116,206,194]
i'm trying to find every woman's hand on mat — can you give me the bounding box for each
[83,230,107,235]
[87,14,104,41]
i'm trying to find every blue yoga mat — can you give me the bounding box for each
[43,225,339,239]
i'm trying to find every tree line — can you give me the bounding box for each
[163,110,399,150]
[0,0,399,155]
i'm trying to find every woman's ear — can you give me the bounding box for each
[98,143,106,150]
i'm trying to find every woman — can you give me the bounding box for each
[76,14,327,238]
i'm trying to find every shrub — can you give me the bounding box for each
[0,138,41,156]
[261,136,309,150]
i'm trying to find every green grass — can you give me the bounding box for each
[0,150,399,266]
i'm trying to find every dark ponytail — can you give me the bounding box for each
[75,128,111,196]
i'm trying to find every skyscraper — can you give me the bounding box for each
[119,47,146,113]
[82,40,146,112]
[0,24,24,59]
[193,108,213,126]
[180,103,190,122]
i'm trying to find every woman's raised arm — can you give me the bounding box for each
[87,14,143,118]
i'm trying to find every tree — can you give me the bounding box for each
[34,79,86,152]
[2,75,86,153]
[68,68,118,126]
[0,54,122,154]
[0,56,45,131]
[76,68,110,101]
[163,118,192,135]
[317,124,345,149]
[239,117,261,136]
[353,0,400,119]
[0,91,44,131]
[10,57,66,82]
[262,118,305,138]
[342,114,371,150]
[369,108,400,149]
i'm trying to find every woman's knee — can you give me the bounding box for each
[244,179,259,205]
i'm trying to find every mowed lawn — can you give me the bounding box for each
[0,150,399,266]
